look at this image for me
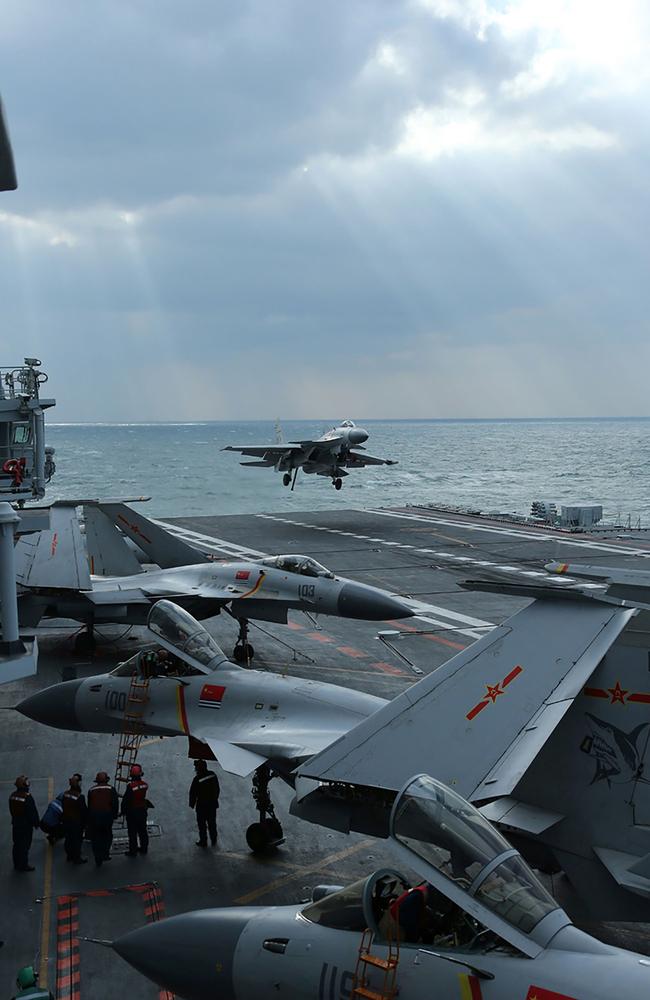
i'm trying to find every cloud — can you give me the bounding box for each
[0,0,649,419]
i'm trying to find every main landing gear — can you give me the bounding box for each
[332,477,342,490]
[232,618,254,663]
[282,469,299,490]
[246,764,285,853]
[74,623,96,654]
[282,473,291,486]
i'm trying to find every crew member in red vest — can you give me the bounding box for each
[62,773,87,865]
[121,763,150,857]
[8,776,39,872]
[86,771,119,867]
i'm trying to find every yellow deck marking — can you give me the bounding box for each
[234,838,373,905]
[39,776,55,988]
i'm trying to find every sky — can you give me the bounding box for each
[1,0,649,421]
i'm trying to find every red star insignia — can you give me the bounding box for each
[608,680,628,705]
[485,683,502,703]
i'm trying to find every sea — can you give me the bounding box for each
[44,418,650,523]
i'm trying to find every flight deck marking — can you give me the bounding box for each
[466,665,523,721]
[234,838,374,905]
[39,775,55,991]
[364,507,650,558]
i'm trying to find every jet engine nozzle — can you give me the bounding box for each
[113,908,252,1000]
[16,679,83,731]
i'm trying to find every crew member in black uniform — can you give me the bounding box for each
[189,759,220,847]
[86,771,119,867]
[121,763,150,857]
[8,776,39,872]
[61,773,87,865]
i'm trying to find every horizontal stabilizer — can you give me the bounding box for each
[97,503,209,569]
[15,506,91,591]
[593,847,650,899]
[84,506,143,576]
[479,796,563,835]
[298,599,633,802]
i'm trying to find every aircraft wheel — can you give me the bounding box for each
[246,820,284,853]
[334,478,342,490]
[233,642,254,663]
[74,631,95,654]
[282,473,291,486]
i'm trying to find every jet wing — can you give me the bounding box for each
[297,598,634,801]
[343,452,398,468]
[222,444,303,461]
[84,505,143,576]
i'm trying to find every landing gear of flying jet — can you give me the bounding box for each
[282,473,291,486]
[333,477,342,490]
[232,618,254,663]
[246,764,284,853]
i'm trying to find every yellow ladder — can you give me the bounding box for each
[113,675,150,792]
[351,927,399,1000]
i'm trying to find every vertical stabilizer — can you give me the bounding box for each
[83,506,143,576]
[97,503,209,568]
[15,504,91,590]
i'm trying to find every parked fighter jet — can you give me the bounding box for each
[112,776,650,1000]
[546,560,650,609]
[15,504,413,656]
[17,587,650,920]
[222,420,397,489]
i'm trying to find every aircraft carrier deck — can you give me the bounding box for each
[3,503,650,997]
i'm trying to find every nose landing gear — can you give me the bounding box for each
[246,764,285,853]
[232,618,254,663]
[282,473,291,486]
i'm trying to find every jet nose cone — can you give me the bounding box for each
[349,427,369,445]
[16,679,83,731]
[338,582,415,621]
[113,909,251,1000]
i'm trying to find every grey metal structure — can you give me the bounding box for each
[0,360,56,502]
[17,589,650,919]
[15,504,413,657]
[223,419,397,489]
[0,95,17,190]
[547,559,650,608]
[112,775,650,1000]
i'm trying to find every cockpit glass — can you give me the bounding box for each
[302,878,367,931]
[394,776,511,888]
[148,601,224,665]
[474,855,556,934]
[262,554,334,579]
[393,776,558,936]
[340,419,355,428]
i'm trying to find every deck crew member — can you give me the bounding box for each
[11,965,54,999]
[8,776,39,872]
[121,763,150,857]
[61,773,87,865]
[189,759,220,847]
[86,771,119,867]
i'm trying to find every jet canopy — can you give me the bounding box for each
[147,600,229,673]
[389,775,569,958]
[261,554,335,579]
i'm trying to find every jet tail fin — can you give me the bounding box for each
[83,506,143,576]
[96,503,209,568]
[15,504,91,590]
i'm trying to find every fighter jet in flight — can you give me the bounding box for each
[112,775,650,1000]
[222,420,397,490]
[16,503,414,657]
